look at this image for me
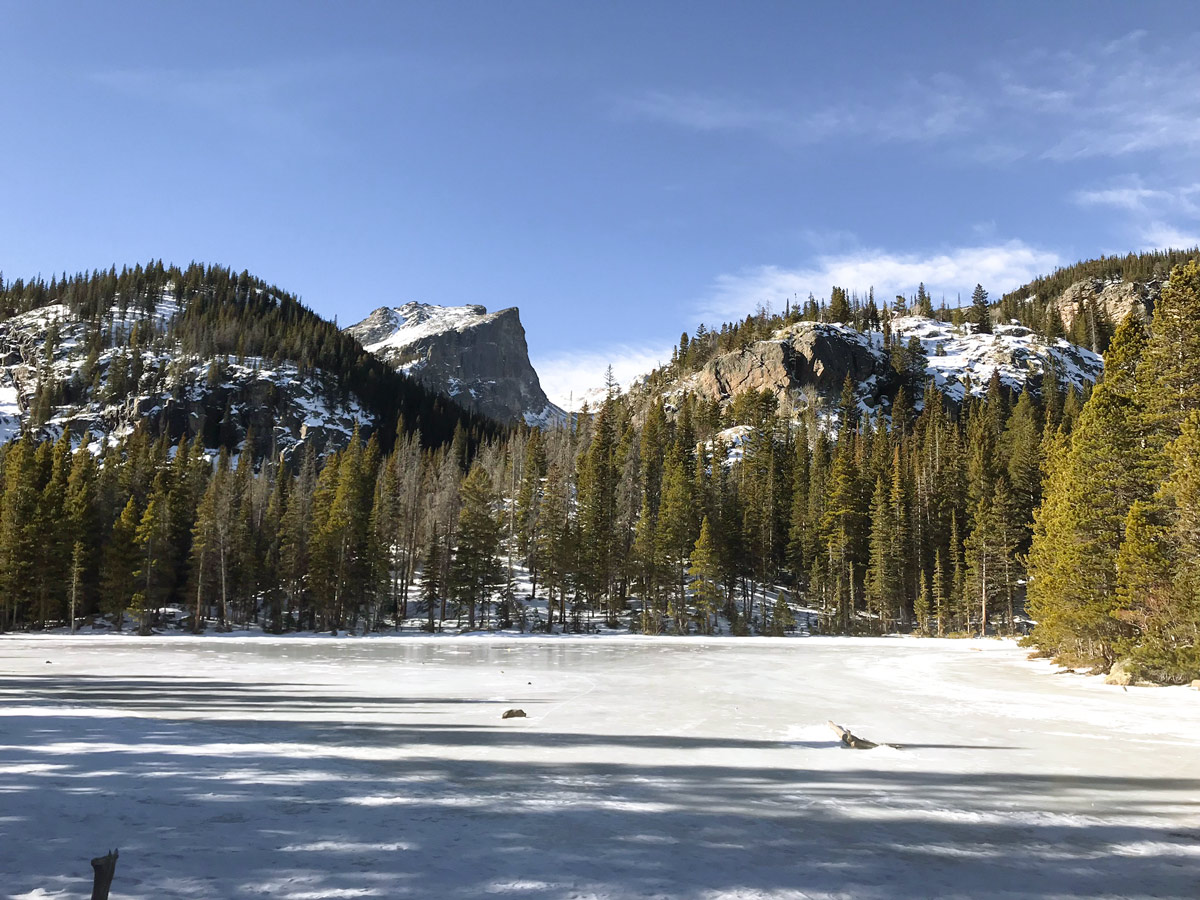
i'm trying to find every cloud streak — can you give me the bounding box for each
[618,31,1200,164]
[616,74,977,148]
[699,241,1061,321]
[1073,178,1200,250]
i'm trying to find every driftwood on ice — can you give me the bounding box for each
[827,720,888,750]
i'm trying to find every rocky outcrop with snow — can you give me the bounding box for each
[0,297,373,457]
[890,317,1102,403]
[686,321,891,411]
[345,302,563,426]
[671,316,1102,418]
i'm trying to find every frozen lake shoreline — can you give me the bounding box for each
[1,636,1197,899]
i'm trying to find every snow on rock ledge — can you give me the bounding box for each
[346,302,564,426]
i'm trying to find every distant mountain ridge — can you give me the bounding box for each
[0,262,496,457]
[345,302,563,426]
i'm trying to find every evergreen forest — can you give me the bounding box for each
[0,258,1196,684]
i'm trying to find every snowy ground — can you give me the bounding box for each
[1,636,1197,899]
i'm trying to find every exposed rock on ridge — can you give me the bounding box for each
[346,302,563,426]
[687,322,892,409]
[672,317,1103,417]
[1049,278,1160,332]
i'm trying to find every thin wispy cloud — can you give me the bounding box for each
[1073,178,1200,250]
[91,61,356,145]
[619,31,1200,164]
[89,53,504,149]
[616,74,976,147]
[699,241,1061,322]
[533,344,669,411]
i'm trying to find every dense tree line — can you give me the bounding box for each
[0,351,1079,642]
[1027,259,1200,683]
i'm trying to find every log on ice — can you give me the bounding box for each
[827,720,878,750]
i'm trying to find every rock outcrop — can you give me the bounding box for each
[346,302,563,426]
[1050,278,1161,332]
[669,317,1103,418]
[686,322,892,408]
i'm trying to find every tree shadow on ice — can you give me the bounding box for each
[1,733,1197,897]
[1,675,1198,899]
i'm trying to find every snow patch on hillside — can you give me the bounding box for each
[0,290,374,454]
[889,316,1103,403]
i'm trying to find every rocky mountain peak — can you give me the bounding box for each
[345,302,563,427]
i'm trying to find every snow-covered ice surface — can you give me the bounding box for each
[1,636,1197,899]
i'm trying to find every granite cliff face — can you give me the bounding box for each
[686,322,893,408]
[1049,277,1160,332]
[345,302,562,426]
[669,318,1102,418]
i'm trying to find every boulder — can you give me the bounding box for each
[501,708,527,719]
[1105,658,1136,686]
[1189,680,1200,691]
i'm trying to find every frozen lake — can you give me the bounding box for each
[1,635,1197,899]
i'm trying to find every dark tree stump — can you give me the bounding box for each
[90,849,118,900]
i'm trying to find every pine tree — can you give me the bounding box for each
[1027,313,1155,667]
[133,484,172,634]
[971,284,992,334]
[828,286,852,324]
[688,516,723,634]
[450,464,503,630]
[102,497,141,631]
[1113,500,1174,674]
[191,451,237,630]
[65,438,100,631]
[656,452,695,633]
[865,475,893,634]
[914,569,931,635]
[1139,259,1200,464]
[577,394,620,617]
[34,432,72,626]
[0,436,40,629]
[421,528,443,631]
[631,499,662,633]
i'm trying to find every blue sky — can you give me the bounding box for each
[2,2,1198,405]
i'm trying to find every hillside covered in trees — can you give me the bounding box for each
[0,261,497,457]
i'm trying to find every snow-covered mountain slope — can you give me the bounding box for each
[345,302,563,426]
[666,315,1102,420]
[889,316,1103,403]
[0,293,375,455]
